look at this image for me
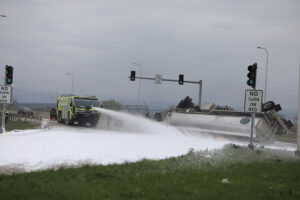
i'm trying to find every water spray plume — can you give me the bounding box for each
[94,107,180,135]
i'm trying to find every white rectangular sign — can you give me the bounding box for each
[244,90,263,113]
[155,74,162,84]
[0,85,12,104]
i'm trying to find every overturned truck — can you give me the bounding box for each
[163,97,293,143]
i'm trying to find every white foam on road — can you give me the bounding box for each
[0,108,296,172]
[0,109,230,172]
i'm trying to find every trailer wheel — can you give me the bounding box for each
[262,101,275,112]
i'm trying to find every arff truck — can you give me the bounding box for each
[56,95,101,126]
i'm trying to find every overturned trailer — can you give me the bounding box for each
[163,102,292,144]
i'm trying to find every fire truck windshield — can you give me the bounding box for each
[74,99,100,108]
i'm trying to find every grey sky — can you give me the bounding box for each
[0,0,299,117]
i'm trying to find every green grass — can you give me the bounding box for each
[1,120,38,131]
[0,145,299,200]
[276,134,297,143]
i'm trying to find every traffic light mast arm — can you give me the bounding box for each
[129,74,203,106]
[129,76,199,84]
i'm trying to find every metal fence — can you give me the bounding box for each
[17,103,56,111]
[8,113,48,124]
[5,104,150,124]
[102,104,149,114]
[15,103,150,113]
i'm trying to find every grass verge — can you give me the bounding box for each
[0,145,299,200]
[276,134,297,143]
[1,120,38,131]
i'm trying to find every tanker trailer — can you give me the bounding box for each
[164,110,276,143]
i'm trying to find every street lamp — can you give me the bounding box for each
[0,14,6,133]
[257,46,269,102]
[132,63,143,106]
[296,61,300,157]
[65,72,74,94]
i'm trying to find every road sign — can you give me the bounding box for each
[155,74,162,84]
[0,85,12,104]
[244,89,263,113]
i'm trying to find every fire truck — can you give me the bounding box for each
[56,95,101,126]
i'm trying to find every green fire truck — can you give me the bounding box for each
[56,95,101,126]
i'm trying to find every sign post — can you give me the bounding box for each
[244,89,263,149]
[0,85,12,133]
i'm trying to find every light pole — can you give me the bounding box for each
[0,15,6,133]
[65,72,74,94]
[0,15,6,91]
[257,46,269,102]
[132,63,142,105]
[296,60,300,157]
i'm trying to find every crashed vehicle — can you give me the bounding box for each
[163,97,292,144]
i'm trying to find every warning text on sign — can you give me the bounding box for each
[244,90,263,113]
[0,85,12,104]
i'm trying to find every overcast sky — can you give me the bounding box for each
[0,0,299,117]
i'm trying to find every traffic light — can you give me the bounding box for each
[5,65,13,85]
[179,74,184,85]
[130,70,136,81]
[247,63,257,89]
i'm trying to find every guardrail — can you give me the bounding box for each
[7,112,50,124]
[102,104,149,114]
[11,103,150,114]
[6,104,150,123]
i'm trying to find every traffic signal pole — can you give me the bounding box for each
[1,101,6,133]
[1,70,6,133]
[0,65,13,133]
[246,63,258,150]
[131,75,203,107]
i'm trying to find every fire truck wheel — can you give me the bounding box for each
[67,113,74,125]
[58,112,63,123]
